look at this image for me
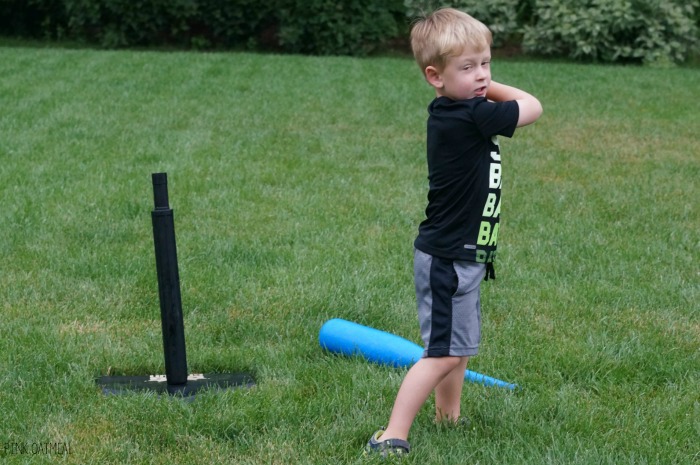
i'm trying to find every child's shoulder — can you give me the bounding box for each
[428,96,501,117]
[430,96,511,121]
[429,96,485,111]
[428,96,519,137]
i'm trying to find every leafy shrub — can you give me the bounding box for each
[522,0,700,65]
[404,0,524,47]
[3,0,698,62]
[193,0,277,49]
[276,0,406,56]
[63,0,199,48]
[57,0,278,50]
[3,0,405,55]
[0,0,66,38]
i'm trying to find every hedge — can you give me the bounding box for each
[405,0,699,65]
[1,0,698,63]
[522,0,700,65]
[0,0,406,54]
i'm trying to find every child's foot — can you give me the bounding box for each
[363,428,410,458]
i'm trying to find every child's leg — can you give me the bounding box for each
[380,356,464,441]
[434,356,469,422]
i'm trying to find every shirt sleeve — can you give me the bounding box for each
[472,99,519,139]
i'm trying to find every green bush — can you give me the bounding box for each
[1,0,405,55]
[49,0,277,50]
[0,0,66,38]
[522,0,700,65]
[2,0,698,62]
[193,0,277,49]
[63,0,200,48]
[404,0,525,47]
[276,0,406,55]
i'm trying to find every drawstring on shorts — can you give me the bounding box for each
[484,262,496,281]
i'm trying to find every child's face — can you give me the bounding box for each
[426,47,492,101]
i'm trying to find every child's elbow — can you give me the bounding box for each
[532,99,543,121]
[517,97,543,127]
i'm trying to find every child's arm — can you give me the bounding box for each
[487,81,543,127]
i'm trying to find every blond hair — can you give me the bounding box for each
[410,8,492,75]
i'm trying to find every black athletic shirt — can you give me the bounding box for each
[414,96,519,263]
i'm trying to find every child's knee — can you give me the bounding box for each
[432,355,466,371]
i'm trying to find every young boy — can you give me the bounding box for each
[365,8,542,457]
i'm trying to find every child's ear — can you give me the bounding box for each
[425,66,443,89]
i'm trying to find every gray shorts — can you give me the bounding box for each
[414,248,486,358]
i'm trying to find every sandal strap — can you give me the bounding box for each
[382,438,410,453]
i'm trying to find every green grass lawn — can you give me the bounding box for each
[0,44,698,464]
